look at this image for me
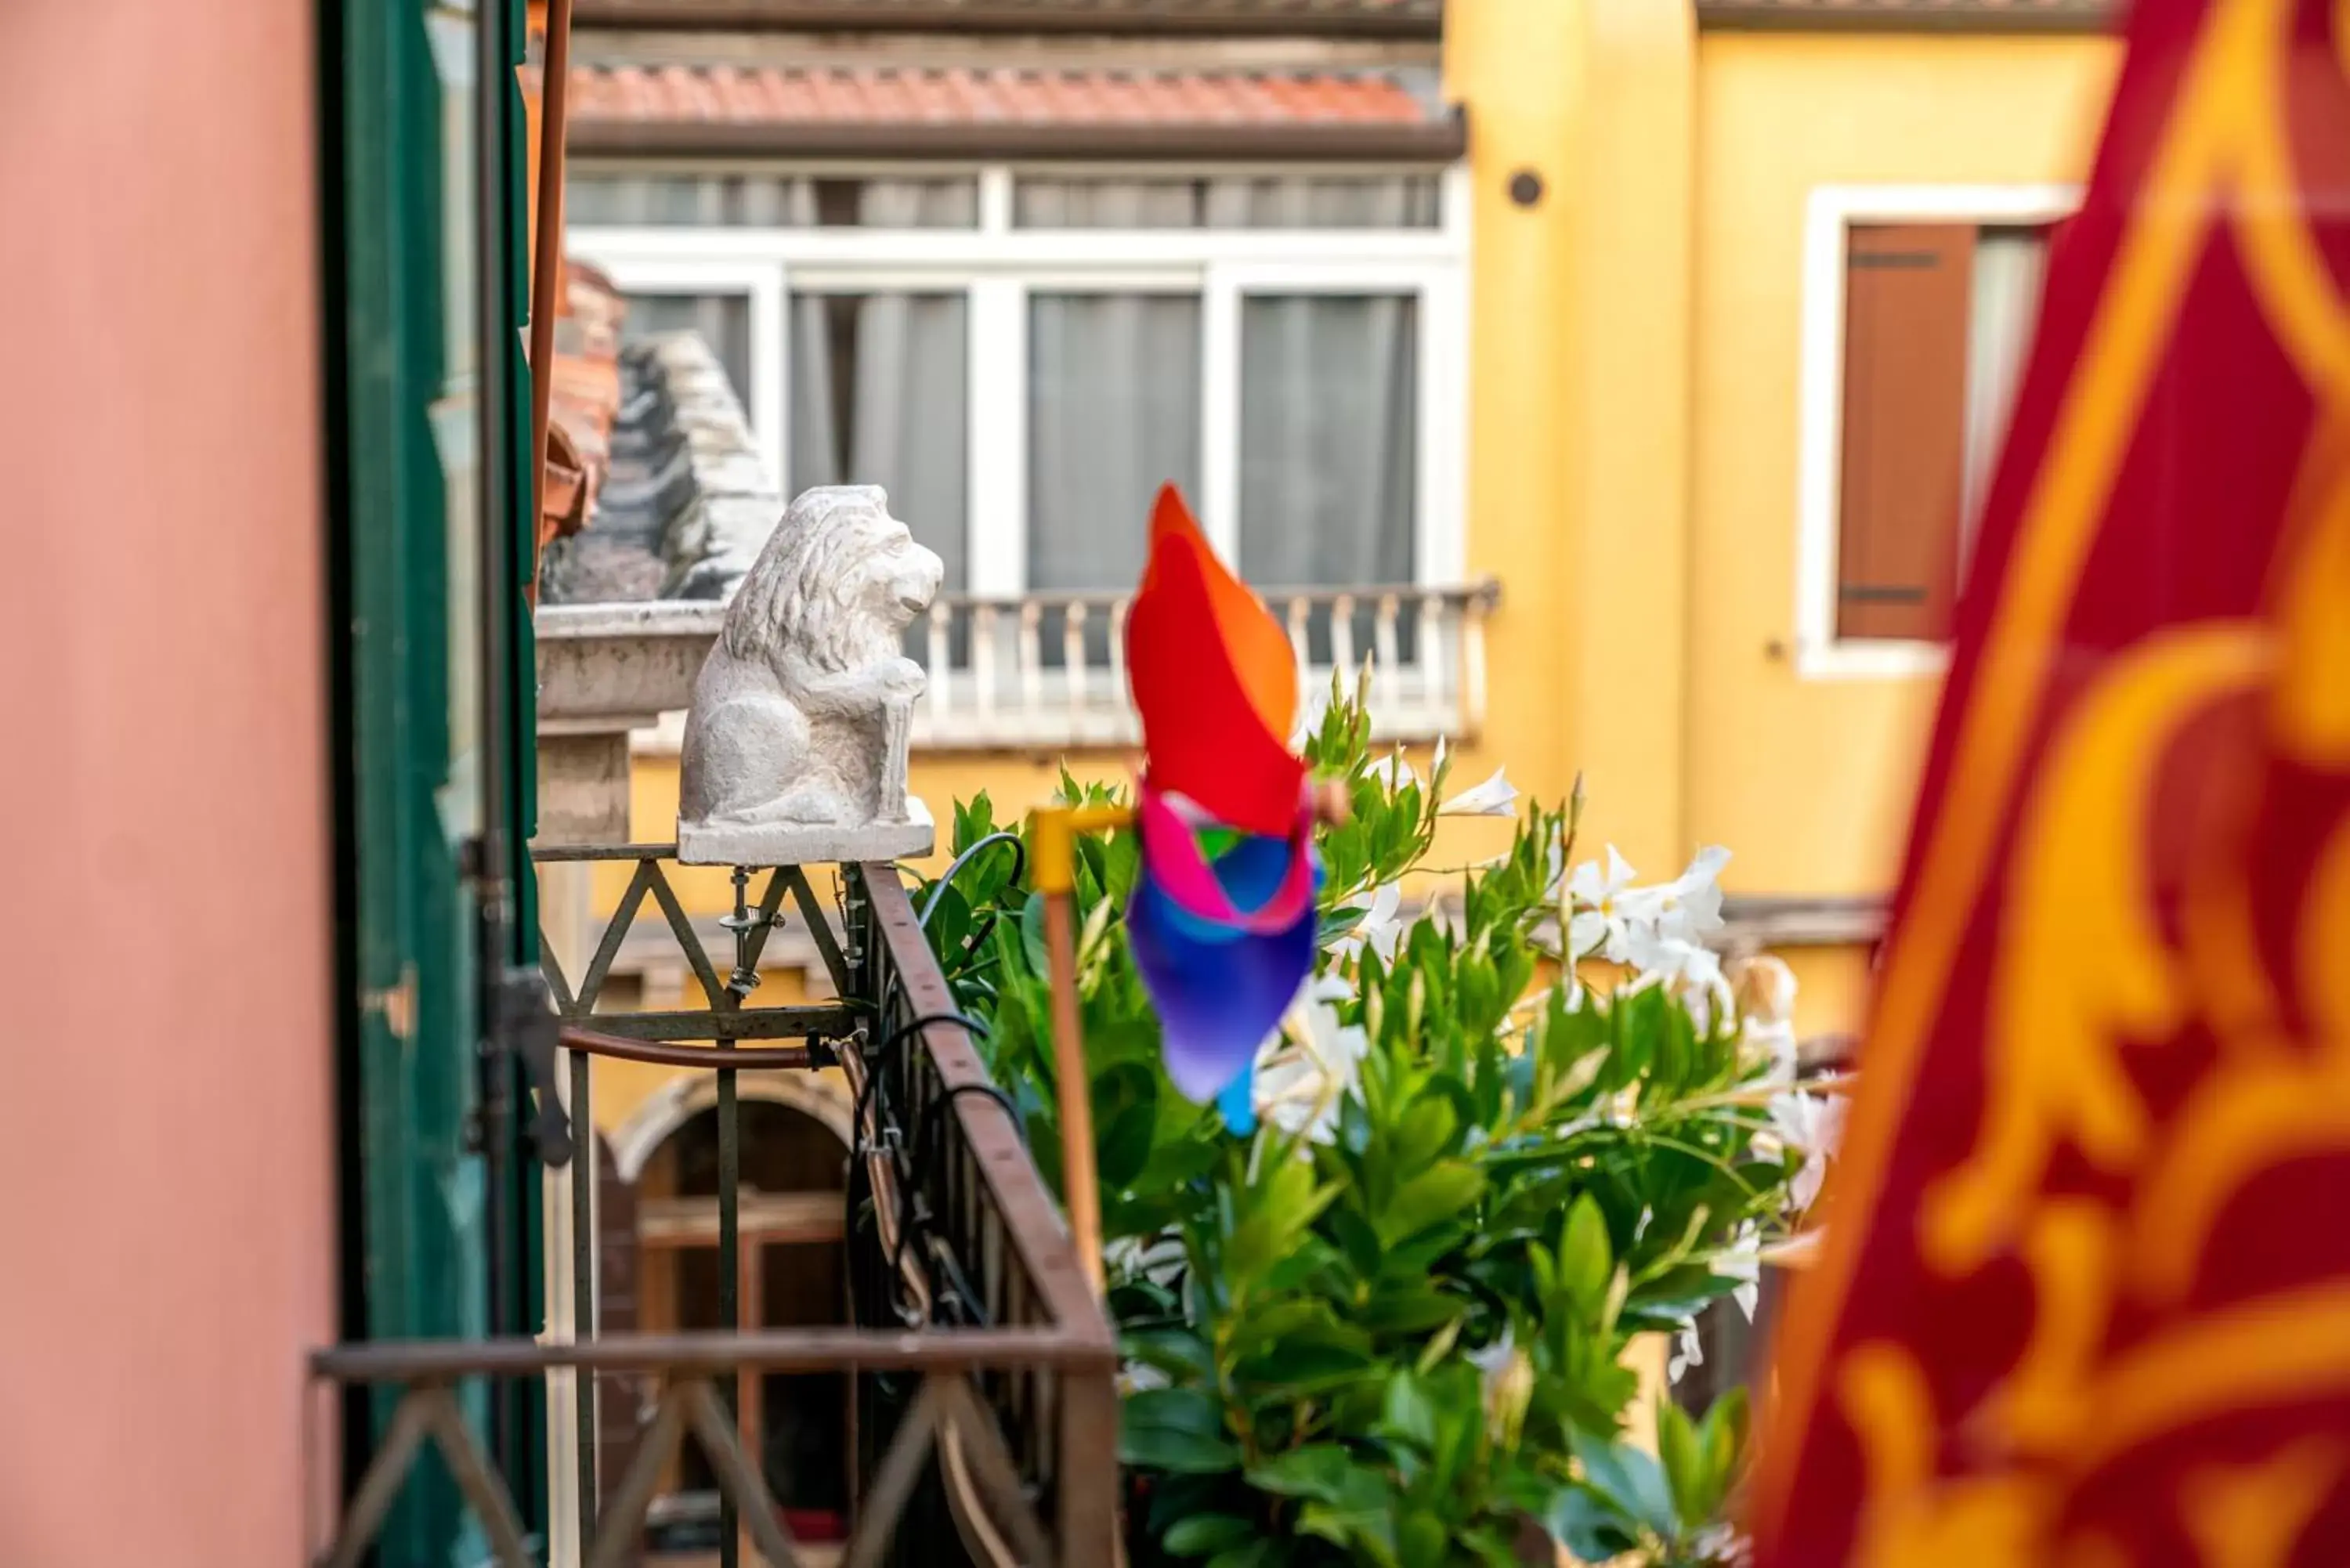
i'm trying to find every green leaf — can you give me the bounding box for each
[1395,1510,1447,1568]
[1092,1061,1160,1191]
[1389,1095,1459,1175]
[1122,1388,1240,1474]
[1376,1162,1486,1247]
[1699,1387,1751,1522]
[1545,1483,1640,1564]
[1246,1443,1354,1502]
[1656,1396,1706,1527]
[1571,1431,1677,1539]
[1557,1194,1613,1317]
[1020,892,1050,977]
[1122,1422,1242,1474]
[1380,1370,1437,1451]
[1120,1328,1213,1381]
[1204,1541,1280,1568]
[1164,1515,1256,1558]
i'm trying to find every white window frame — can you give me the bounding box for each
[1794,183,2081,681]
[572,161,1472,598]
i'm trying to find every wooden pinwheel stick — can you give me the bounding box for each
[1029,803,1134,1296]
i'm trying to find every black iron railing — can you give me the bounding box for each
[313,855,1117,1568]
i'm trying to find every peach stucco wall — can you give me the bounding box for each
[0,2,334,1563]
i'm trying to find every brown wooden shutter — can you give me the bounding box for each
[595,1135,645,1499]
[1837,223,1974,641]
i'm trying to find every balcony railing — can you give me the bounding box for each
[916,582,1498,750]
[551,580,1501,766]
[313,855,1117,1568]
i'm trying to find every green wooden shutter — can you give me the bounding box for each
[325,0,541,1558]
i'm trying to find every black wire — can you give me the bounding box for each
[849,1010,989,1152]
[849,1010,993,1324]
[891,1080,1027,1295]
[916,831,1027,927]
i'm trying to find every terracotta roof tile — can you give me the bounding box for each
[571,62,1436,128]
[544,258,627,546]
[574,0,1444,38]
[1695,0,2113,30]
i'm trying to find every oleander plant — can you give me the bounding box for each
[916,676,1843,1568]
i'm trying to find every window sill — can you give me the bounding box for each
[1793,638,1950,681]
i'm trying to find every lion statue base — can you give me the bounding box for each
[676,485,943,868]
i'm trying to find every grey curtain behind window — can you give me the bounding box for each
[567,172,978,228]
[1237,293,1416,587]
[1237,293,1418,664]
[785,291,970,594]
[1961,227,2050,573]
[1201,176,1430,229]
[1014,174,1440,229]
[621,293,754,410]
[1026,293,1203,593]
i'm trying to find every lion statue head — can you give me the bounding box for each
[722,485,945,677]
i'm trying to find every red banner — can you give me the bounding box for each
[1752,0,2350,1563]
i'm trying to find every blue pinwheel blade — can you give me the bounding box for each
[1128,874,1316,1108]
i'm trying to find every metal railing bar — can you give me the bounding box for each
[732,865,795,986]
[783,865,854,998]
[582,1383,692,1568]
[559,1029,817,1068]
[556,1006,854,1044]
[935,1373,1054,1566]
[842,1377,942,1568]
[680,1378,808,1568]
[319,1383,437,1568]
[312,1327,1115,1381]
[542,941,579,1015]
[716,1015,741,1568]
[571,1050,598,1551]
[532,840,683,863]
[861,868,1113,1353]
[921,578,1502,613]
[418,1386,539,1568]
[576,858,656,1013]
[646,858,732,1009]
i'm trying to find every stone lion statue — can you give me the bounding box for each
[678,486,942,853]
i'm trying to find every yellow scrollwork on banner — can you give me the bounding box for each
[2181,1439,2344,1568]
[1923,626,2272,1277]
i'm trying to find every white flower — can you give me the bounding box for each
[1437,766,1520,818]
[1668,1320,1706,1384]
[1759,1089,1849,1213]
[1716,1223,1762,1321]
[1364,748,1417,789]
[1104,1234,1186,1288]
[1465,1327,1534,1447]
[1329,881,1407,963]
[1649,846,1730,943]
[1566,847,1642,962]
[1734,954,1801,1085]
[1253,977,1369,1145]
[1117,1360,1170,1396]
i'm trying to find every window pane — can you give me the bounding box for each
[1960,225,2051,573]
[1014,174,1441,229]
[785,291,970,598]
[1237,293,1418,664]
[1027,293,1202,594]
[620,292,753,412]
[568,172,978,227]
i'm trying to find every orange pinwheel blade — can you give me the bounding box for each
[1127,485,1305,837]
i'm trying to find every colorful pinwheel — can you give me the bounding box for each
[1123,486,1322,1133]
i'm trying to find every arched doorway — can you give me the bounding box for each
[613,1092,853,1556]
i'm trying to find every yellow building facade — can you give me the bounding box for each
[572,0,2125,1148]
